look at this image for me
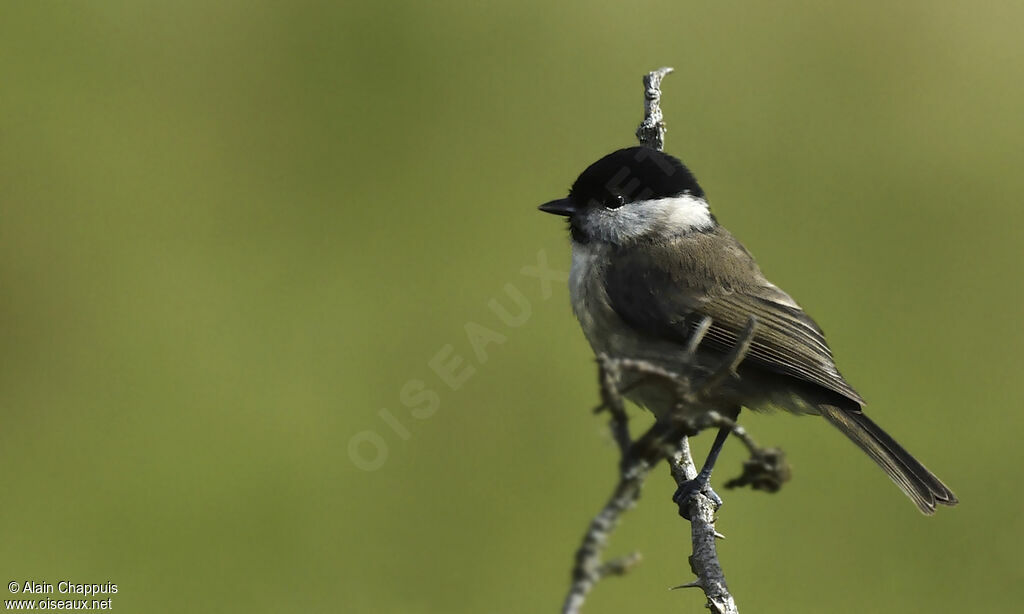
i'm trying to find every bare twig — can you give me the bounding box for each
[636,66,674,150]
[668,445,738,614]
[564,344,758,613]
[597,358,632,456]
[699,318,758,393]
[561,439,650,614]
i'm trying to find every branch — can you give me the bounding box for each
[636,66,673,150]
[668,443,736,614]
[564,345,760,613]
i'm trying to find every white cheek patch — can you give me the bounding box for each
[578,193,714,244]
[652,194,714,233]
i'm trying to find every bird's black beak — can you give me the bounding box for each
[538,198,577,217]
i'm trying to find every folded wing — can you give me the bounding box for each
[603,231,864,406]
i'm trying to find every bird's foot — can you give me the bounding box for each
[672,477,723,520]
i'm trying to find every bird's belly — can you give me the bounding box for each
[570,242,719,417]
[569,242,651,358]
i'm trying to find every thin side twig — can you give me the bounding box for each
[561,448,650,614]
[636,66,674,150]
[597,357,632,457]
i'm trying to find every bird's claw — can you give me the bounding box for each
[672,478,723,520]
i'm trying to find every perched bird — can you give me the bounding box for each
[539,146,957,514]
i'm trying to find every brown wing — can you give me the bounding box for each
[603,230,864,406]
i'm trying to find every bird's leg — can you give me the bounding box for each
[673,425,731,519]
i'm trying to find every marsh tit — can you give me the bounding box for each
[539,146,957,514]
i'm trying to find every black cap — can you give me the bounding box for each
[564,146,704,212]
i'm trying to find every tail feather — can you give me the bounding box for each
[819,405,958,515]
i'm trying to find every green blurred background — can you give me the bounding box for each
[2,1,1021,612]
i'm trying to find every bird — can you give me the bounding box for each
[538,145,958,514]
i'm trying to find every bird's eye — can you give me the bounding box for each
[606,194,626,209]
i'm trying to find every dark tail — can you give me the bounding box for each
[819,405,958,515]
